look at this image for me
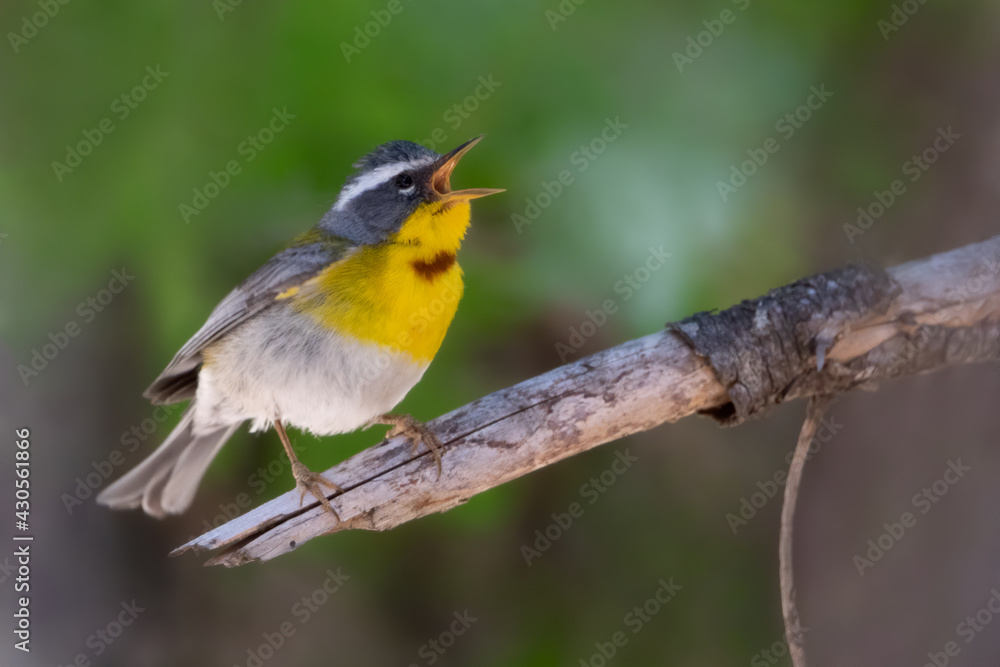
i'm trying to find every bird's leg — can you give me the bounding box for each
[274,419,341,520]
[366,413,443,477]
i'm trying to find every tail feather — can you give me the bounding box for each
[97,408,240,518]
[140,462,175,518]
[161,421,240,515]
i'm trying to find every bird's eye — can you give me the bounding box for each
[395,173,414,190]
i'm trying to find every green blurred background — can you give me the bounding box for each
[2,0,999,665]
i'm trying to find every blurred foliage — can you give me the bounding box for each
[1,0,997,665]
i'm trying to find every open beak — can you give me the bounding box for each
[430,135,505,202]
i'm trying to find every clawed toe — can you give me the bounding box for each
[384,416,443,477]
[291,462,341,520]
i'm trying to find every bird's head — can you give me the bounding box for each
[321,136,503,249]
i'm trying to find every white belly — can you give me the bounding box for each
[192,305,429,436]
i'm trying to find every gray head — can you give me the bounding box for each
[318,137,502,245]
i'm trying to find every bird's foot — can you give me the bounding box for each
[291,461,342,520]
[369,413,443,477]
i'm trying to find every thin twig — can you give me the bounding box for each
[780,396,833,667]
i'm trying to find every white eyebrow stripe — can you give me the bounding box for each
[333,157,436,211]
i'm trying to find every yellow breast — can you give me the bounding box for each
[290,200,471,363]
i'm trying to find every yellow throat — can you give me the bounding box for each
[291,200,472,362]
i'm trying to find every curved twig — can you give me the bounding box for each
[780,396,833,667]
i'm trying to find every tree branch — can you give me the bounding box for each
[173,235,1000,567]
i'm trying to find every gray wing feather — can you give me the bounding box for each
[144,237,355,404]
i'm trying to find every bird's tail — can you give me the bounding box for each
[97,407,241,518]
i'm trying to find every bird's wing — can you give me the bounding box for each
[144,235,357,405]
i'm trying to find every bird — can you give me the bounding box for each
[98,136,503,519]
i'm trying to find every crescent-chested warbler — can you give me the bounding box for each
[98,136,503,518]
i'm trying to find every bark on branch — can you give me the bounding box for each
[173,235,1000,567]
